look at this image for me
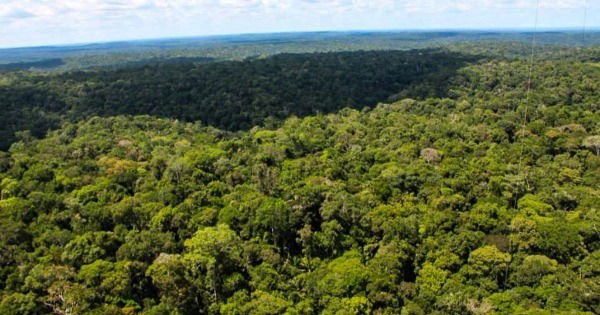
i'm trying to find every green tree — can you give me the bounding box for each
[182,224,243,307]
[466,246,511,283]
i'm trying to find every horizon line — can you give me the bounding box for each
[1,27,599,51]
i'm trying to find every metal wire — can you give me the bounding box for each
[517,0,540,172]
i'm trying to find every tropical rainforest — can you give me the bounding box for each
[0,33,599,315]
[0,49,477,150]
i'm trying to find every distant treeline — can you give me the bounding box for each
[0,58,64,71]
[1,31,599,70]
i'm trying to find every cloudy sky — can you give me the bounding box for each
[0,0,598,48]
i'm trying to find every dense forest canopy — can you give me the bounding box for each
[1,43,599,151]
[0,36,599,314]
[0,49,478,150]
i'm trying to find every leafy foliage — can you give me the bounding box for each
[0,45,599,314]
[0,49,475,150]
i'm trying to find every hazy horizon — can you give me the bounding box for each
[2,27,600,50]
[1,0,598,49]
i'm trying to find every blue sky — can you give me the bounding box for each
[0,0,598,48]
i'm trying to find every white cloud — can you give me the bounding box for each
[0,0,590,22]
[0,0,592,23]
[0,8,36,21]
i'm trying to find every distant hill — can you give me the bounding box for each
[0,30,598,70]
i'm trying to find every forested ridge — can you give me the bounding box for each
[0,47,599,314]
[0,49,475,150]
[2,46,599,152]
